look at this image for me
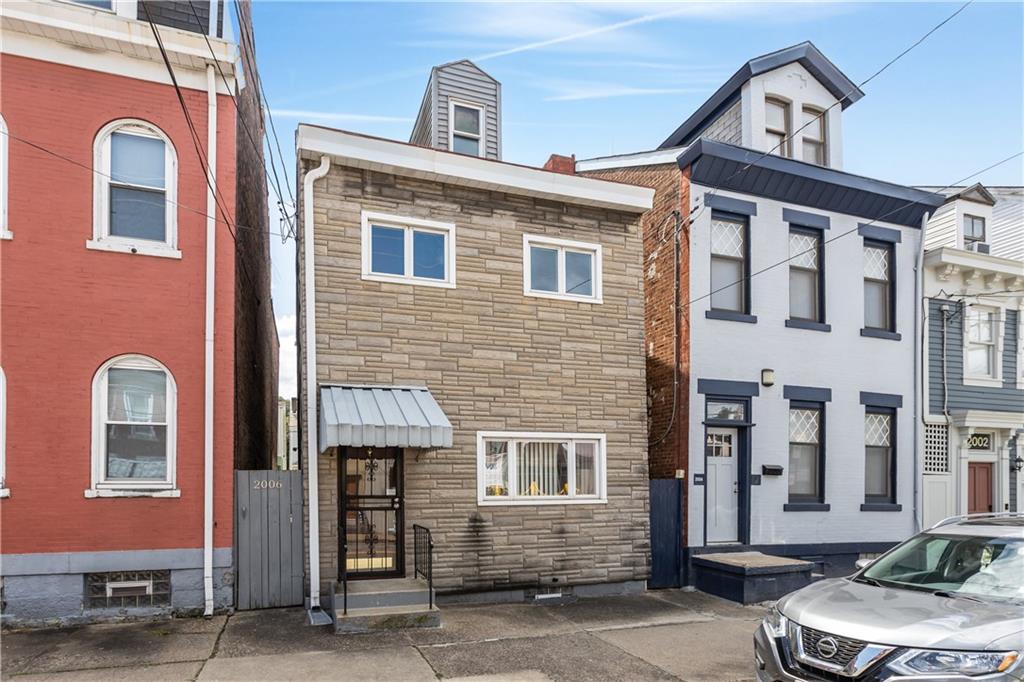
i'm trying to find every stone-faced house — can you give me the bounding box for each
[296,60,654,624]
[577,42,946,584]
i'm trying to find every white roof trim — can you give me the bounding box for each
[296,125,654,213]
[575,147,687,173]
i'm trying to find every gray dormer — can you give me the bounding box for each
[410,60,501,160]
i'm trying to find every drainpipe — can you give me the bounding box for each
[203,64,217,616]
[912,212,929,533]
[303,155,331,613]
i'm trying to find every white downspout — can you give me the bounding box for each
[304,155,331,612]
[912,212,929,534]
[203,64,217,617]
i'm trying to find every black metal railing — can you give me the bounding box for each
[412,524,434,610]
[341,539,349,616]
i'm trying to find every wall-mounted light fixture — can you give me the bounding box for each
[761,368,775,387]
[1012,455,1024,473]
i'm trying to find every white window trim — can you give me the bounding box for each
[87,354,178,498]
[88,119,180,259]
[963,304,1004,388]
[360,211,456,289]
[476,431,607,506]
[448,98,485,158]
[764,96,791,157]
[0,367,7,498]
[522,234,603,304]
[0,114,10,240]
[801,105,828,166]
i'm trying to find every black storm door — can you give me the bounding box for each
[339,447,404,579]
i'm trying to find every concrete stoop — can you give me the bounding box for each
[333,578,441,634]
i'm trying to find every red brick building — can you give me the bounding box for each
[0,0,274,625]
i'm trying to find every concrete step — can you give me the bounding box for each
[339,578,433,610]
[334,604,441,634]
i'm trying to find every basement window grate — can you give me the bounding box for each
[924,423,950,473]
[86,570,170,609]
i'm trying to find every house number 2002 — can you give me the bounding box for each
[253,480,283,489]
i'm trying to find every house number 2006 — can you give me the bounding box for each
[253,480,283,489]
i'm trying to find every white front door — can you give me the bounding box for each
[706,427,739,543]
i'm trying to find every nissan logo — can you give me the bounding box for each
[816,637,839,659]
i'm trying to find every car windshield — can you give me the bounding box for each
[861,532,1024,603]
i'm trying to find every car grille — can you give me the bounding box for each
[800,626,867,668]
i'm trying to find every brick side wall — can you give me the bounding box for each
[298,161,650,594]
[232,0,279,469]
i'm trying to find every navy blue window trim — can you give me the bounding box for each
[784,503,831,512]
[705,193,757,216]
[860,392,902,408]
[860,503,902,512]
[784,386,832,402]
[861,328,902,341]
[787,319,831,332]
[783,208,830,230]
[858,224,902,243]
[698,379,760,397]
[706,310,758,324]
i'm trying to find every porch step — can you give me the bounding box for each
[334,603,441,634]
[342,578,433,610]
[692,551,814,604]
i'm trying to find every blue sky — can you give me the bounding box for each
[252,1,1024,398]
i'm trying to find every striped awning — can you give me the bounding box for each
[318,385,453,451]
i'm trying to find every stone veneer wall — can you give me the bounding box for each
[298,160,651,595]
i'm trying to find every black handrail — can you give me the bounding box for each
[341,538,348,616]
[412,524,434,610]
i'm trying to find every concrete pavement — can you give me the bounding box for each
[1,590,767,681]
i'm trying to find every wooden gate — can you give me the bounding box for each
[235,470,304,610]
[649,478,684,589]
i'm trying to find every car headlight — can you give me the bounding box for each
[888,649,1020,675]
[762,605,787,638]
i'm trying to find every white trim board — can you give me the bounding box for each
[296,124,654,213]
[575,146,687,172]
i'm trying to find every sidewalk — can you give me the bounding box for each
[1,590,766,682]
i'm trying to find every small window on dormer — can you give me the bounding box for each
[450,101,483,157]
[765,98,790,157]
[964,214,986,246]
[802,107,827,166]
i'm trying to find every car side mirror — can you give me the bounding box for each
[855,558,873,570]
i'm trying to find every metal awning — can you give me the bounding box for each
[318,385,453,451]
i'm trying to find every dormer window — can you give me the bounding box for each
[450,100,483,157]
[765,98,790,157]
[801,107,827,165]
[964,214,986,246]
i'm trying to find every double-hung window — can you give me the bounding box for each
[765,98,790,157]
[864,408,896,505]
[963,214,986,247]
[361,212,456,288]
[449,100,483,157]
[801,107,827,165]
[90,355,177,496]
[478,432,606,504]
[523,235,602,303]
[789,228,823,323]
[863,241,894,332]
[965,306,999,380]
[90,120,178,258]
[710,214,749,314]
[788,404,824,504]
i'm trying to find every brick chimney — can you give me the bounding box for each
[543,153,576,175]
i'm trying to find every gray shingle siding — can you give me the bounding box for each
[409,61,501,160]
[927,299,1024,414]
[140,0,224,37]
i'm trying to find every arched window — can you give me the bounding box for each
[1,114,10,239]
[90,355,177,496]
[89,119,179,259]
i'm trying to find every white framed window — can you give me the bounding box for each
[863,241,894,332]
[0,367,7,498]
[477,432,606,505]
[89,119,179,259]
[765,97,790,157]
[964,305,1003,385]
[710,214,748,313]
[360,211,456,288]
[0,114,9,239]
[789,228,822,322]
[802,106,827,165]
[88,355,178,497]
[523,234,602,304]
[963,214,986,246]
[448,99,484,157]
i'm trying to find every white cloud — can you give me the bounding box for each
[277,314,297,400]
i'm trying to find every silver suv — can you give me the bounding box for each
[754,513,1024,680]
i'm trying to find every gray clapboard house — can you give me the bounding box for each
[921,183,1024,527]
[410,59,501,160]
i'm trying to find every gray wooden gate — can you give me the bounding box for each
[234,470,304,610]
